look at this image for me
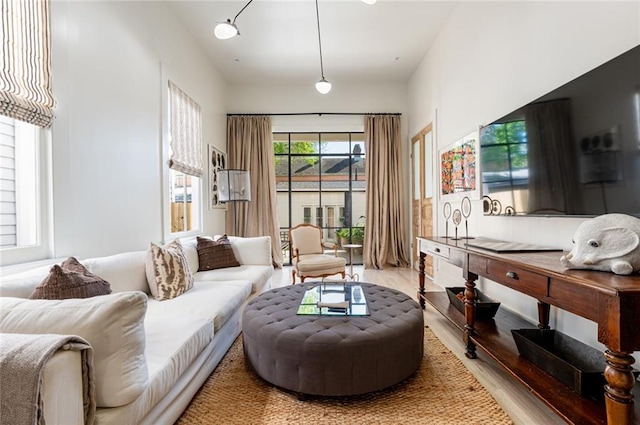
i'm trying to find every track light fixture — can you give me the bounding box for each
[314,0,331,94]
[214,0,254,40]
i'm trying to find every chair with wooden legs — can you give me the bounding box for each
[289,223,346,284]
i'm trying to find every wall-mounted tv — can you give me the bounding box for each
[479,45,640,218]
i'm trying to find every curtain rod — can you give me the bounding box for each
[226,112,401,117]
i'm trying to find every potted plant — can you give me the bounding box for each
[335,228,351,247]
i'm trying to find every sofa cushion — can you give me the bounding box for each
[197,235,240,271]
[194,265,273,294]
[180,237,200,275]
[29,257,111,299]
[145,239,193,301]
[221,235,272,266]
[0,291,148,408]
[146,280,251,332]
[0,264,61,298]
[93,314,213,425]
[83,251,149,294]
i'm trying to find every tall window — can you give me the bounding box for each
[1,0,55,265]
[166,81,202,236]
[274,132,366,264]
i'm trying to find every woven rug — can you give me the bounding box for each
[176,327,513,425]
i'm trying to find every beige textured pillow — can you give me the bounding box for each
[29,257,112,300]
[197,235,241,271]
[0,292,148,408]
[145,239,194,300]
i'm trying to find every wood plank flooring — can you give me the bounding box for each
[273,266,564,425]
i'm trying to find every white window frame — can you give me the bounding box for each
[160,66,202,241]
[0,118,52,267]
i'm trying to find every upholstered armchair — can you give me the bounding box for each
[289,223,346,283]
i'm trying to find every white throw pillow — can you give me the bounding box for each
[0,291,149,408]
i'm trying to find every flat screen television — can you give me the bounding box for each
[479,44,640,218]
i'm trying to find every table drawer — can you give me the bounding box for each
[424,242,450,260]
[486,260,548,298]
[547,278,599,322]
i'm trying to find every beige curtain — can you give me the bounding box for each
[1,0,56,127]
[227,116,283,267]
[363,114,410,269]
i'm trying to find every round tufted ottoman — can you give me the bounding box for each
[242,282,424,396]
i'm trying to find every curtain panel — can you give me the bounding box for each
[364,114,410,269]
[0,0,56,127]
[168,81,203,177]
[227,115,283,267]
[525,99,580,214]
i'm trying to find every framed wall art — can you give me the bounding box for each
[439,129,480,202]
[208,144,227,209]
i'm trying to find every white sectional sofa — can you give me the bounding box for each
[0,235,274,425]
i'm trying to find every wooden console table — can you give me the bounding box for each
[417,236,640,425]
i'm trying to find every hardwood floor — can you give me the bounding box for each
[273,266,564,425]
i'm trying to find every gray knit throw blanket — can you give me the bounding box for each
[0,333,95,425]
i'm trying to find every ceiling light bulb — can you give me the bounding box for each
[316,78,332,94]
[214,20,239,40]
[361,0,377,4]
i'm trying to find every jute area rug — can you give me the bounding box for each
[176,327,513,425]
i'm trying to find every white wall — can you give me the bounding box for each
[50,1,228,260]
[408,1,640,358]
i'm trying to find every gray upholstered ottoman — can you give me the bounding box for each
[242,282,424,396]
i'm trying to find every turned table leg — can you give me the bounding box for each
[603,349,635,425]
[463,277,477,359]
[418,251,426,309]
[537,301,550,330]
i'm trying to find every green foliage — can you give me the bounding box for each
[335,226,364,243]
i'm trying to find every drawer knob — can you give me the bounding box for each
[506,271,519,280]
[434,248,440,253]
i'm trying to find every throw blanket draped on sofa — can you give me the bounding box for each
[0,333,96,425]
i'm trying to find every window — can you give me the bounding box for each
[275,132,366,264]
[0,116,50,265]
[480,120,528,213]
[164,81,203,237]
[0,0,55,265]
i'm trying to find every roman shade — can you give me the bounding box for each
[0,0,57,127]
[168,81,203,177]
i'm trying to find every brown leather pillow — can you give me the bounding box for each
[197,235,241,271]
[29,257,112,299]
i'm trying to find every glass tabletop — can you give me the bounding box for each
[297,282,369,316]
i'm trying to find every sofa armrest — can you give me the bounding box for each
[224,236,272,266]
[42,350,85,425]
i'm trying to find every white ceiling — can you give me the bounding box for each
[166,1,458,86]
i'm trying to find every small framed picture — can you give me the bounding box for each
[439,129,480,202]
[208,144,227,209]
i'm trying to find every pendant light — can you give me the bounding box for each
[214,0,254,40]
[314,0,331,94]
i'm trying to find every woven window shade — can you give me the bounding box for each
[0,0,57,128]
[168,81,203,177]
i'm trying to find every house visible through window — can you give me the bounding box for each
[274,132,366,265]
